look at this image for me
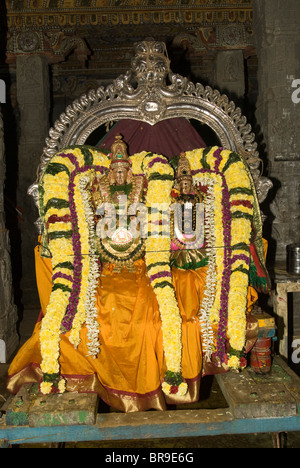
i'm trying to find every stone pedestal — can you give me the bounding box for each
[0,106,19,361]
[16,55,50,307]
[253,0,300,263]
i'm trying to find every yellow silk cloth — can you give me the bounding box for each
[7,246,208,411]
[7,245,259,412]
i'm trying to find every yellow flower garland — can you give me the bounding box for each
[134,152,187,395]
[185,147,255,366]
[38,143,257,396]
[38,147,110,394]
[39,147,187,395]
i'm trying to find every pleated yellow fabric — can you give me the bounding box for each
[8,240,261,411]
[7,247,208,411]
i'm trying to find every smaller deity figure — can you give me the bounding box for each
[171,152,207,270]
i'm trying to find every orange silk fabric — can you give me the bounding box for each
[8,246,209,410]
[7,243,259,411]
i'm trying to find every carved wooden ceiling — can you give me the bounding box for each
[2,1,256,102]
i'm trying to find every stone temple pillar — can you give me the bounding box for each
[16,55,50,307]
[253,0,300,264]
[0,106,19,362]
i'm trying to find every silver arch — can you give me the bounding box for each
[28,40,272,215]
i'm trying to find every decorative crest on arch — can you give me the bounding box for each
[28,40,271,211]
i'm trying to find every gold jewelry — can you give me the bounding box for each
[176,152,193,183]
[92,135,146,270]
[110,134,131,170]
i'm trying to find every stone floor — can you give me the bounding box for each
[0,309,39,403]
[1,308,300,448]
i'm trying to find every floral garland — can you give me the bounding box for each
[38,147,110,394]
[38,147,187,396]
[38,144,255,396]
[140,152,188,396]
[80,172,102,356]
[195,176,217,358]
[185,146,254,369]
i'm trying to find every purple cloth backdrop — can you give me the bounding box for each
[97,118,206,158]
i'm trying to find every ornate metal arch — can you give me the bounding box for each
[28,40,272,211]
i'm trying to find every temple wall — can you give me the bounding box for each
[1,2,299,318]
[253,0,300,342]
[0,105,19,361]
[253,0,300,264]
[16,55,50,307]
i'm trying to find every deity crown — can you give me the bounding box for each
[110,134,131,169]
[176,152,192,182]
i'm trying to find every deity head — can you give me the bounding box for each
[109,134,133,186]
[176,152,193,195]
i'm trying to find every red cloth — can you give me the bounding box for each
[97,118,206,158]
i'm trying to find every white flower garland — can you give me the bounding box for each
[38,144,257,396]
[193,175,217,358]
[79,172,101,357]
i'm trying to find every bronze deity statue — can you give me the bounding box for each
[92,135,146,271]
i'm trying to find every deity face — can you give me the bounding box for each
[111,166,128,186]
[179,178,193,195]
